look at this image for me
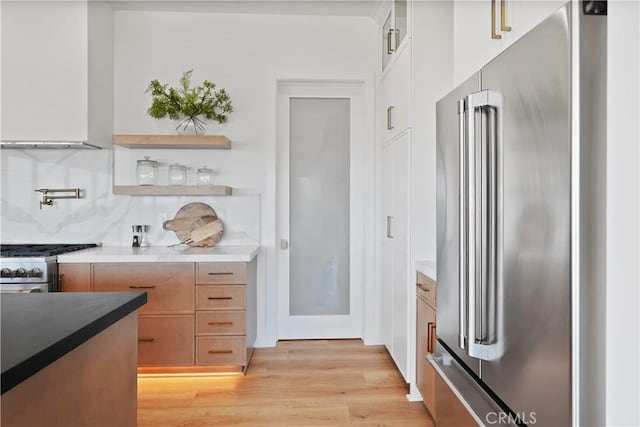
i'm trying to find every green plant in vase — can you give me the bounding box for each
[146,69,233,135]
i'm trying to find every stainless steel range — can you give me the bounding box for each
[0,244,98,293]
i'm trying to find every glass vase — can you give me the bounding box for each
[175,116,207,135]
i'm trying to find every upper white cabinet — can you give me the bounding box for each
[381,0,410,71]
[0,1,113,146]
[503,1,567,47]
[454,0,566,84]
[453,0,504,84]
[382,43,412,142]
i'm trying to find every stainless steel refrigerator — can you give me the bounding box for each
[434,3,606,426]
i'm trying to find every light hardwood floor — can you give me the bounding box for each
[138,339,435,426]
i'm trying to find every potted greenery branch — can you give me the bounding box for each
[146,69,233,135]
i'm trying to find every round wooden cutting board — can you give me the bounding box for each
[162,202,224,247]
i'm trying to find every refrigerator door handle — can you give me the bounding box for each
[458,98,467,350]
[464,90,503,361]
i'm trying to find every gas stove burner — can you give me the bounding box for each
[0,244,98,258]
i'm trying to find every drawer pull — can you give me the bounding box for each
[207,272,234,276]
[138,337,155,342]
[129,285,156,289]
[208,350,233,354]
[208,321,234,326]
[417,283,431,292]
[208,297,233,300]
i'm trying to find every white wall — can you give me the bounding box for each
[0,8,377,347]
[411,1,453,263]
[114,10,377,346]
[408,0,454,398]
[606,1,640,425]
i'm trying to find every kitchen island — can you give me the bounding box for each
[1,292,147,427]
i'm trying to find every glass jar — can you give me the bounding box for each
[197,167,214,185]
[168,163,187,185]
[136,157,158,185]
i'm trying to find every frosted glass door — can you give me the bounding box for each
[289,98,350,316]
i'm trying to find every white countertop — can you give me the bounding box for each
[57,245,260,263]
[416,260,436,281]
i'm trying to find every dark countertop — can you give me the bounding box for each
[1,292,147,394]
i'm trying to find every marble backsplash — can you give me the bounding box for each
[0,149,260,247]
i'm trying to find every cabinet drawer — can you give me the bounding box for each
[196,262,246,285]
[138,315,194,366]
[196,336,246,366]
[93,263,194,314]
[417,358,437,419]
[417,271,436,308]
[196,311,246,336]
[196,286,246,310]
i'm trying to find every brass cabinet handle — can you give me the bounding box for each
[207,272,233,276]
[129,285,156,289]
[430,323,437,353]
[208,322,233,326]
[491,0,502,39]
[417,283,431,292]
[386,106,394,130]
[427,322,437,353]
[500,0,511,31]
[208,297,233,300]
[208,350,233,354]
[138,337,155,342]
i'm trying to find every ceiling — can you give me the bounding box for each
[109,0,385,20]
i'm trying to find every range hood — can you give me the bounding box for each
[0,140,102,149]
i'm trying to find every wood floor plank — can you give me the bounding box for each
[138,340,433,426]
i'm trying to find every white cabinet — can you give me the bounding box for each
[453,0,566,84]
[453,0,504,84]
[381,0,410,71]
[503,1,567,48]
[378,2,412,383]
[382,44,412,142]
[380,133,411,380]
[0,1,112,146]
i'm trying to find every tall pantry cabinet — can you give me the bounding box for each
[379,0,412,382]
[377,0,454,399]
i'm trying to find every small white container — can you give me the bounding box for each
[197,167,214,185]
[169,163,187,185]
[136,157,158,185]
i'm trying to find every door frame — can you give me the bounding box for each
[265,75,376,344]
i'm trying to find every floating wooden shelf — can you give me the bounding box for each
[113,185,232,196]
[113,135,231,149]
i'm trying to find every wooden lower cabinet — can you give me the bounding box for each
[196,285,246,310]
[93,263,194,315]
[416,270,437,419]
[58,263,91,292]
[59,259,257,372]
[196,311,246,336]
[138,315,194,365]
[196,336,246,365]
[434,368,478,427]
[195,262,254,371]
